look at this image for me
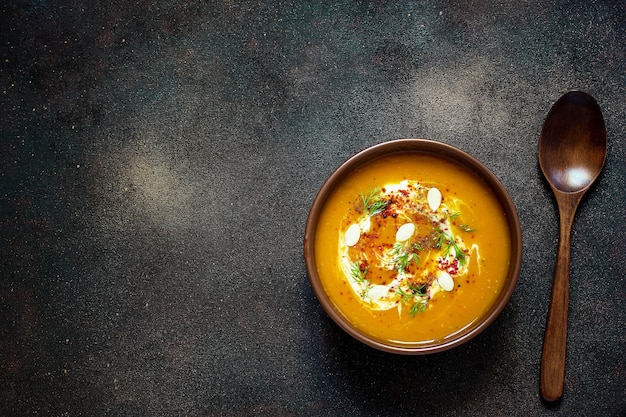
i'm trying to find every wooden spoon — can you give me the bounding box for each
[538,91,607,402]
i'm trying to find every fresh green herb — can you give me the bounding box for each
[350,261,368,283]
[396,282,428,316]
[409,298,428,315]
[448,211,461,220]
[434,228,467,266]
[451,241,467,265]
[360,188,387,216]
[435,229,448,250]
[391,242,421,273]
[448,211,475,233]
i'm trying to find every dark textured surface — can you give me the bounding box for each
[1,1,625,416]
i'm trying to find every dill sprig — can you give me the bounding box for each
[350,261,368,283]
[448,211,475,233]
[434,228,467,266]
[396,282,428,316]
[360,188,387,216]
[448,211,461,220]
[391,242,422,273]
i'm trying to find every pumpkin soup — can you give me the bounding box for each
[314,152,511,345]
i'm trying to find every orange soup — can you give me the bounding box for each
[314,152,511,346]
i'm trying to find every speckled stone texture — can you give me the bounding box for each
[1,1,624,416]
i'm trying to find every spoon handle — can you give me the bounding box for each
[540,196,580,402]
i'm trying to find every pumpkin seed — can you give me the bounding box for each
[437,271,455,291]
[395,223,415,242]
[344,223,361,246]
[427,187,442,211]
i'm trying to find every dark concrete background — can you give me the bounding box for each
[1,1,624,416]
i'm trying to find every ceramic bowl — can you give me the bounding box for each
[304,139,522,354]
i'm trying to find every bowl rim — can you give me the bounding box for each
[304,138,523,355]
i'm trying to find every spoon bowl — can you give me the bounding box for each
[538,91,607,402]
[539,91,607,193]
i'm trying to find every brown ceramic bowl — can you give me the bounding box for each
[304,139,522,354]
